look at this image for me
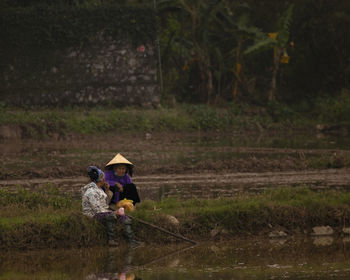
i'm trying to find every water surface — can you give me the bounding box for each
[2,238,350,280]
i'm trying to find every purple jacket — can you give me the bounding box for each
[104,170,132,203]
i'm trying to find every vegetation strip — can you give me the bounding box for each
[1,102,349,139]
[1,186,350,250]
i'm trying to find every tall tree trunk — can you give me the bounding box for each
[206,57,213,104]
[198,60,212,104]
[233,38,242,100]
[196,44,213,103]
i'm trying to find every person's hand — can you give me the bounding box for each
[115,182,123,192]
[115,207,125,216]
[103,182,110,190]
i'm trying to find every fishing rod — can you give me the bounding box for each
[127,214,197,245]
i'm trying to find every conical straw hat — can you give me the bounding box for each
[105,153,133,168]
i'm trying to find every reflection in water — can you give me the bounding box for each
[2,238,350,279]
[85,248,141,280]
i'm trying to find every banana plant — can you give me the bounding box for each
[244,4,294,101]
[220,10,266,100]
[158,0,265,103]
[158,0,226,103]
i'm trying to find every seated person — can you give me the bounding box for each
[81,166,140,248]
[104,153,141,210]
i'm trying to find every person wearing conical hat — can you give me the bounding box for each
[104,153,141,210]
[82,166,142,249]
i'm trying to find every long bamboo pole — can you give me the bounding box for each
[128,214,196,245]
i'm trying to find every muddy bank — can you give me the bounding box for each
[1,131,349,201]
[1,131,350,180]
[1,169,350,201]
[2,186,350,251]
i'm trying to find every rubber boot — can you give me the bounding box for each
[104,214,118,246]
[123,217,142,249]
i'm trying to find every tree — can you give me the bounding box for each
[158,0,226,103]
[158,0,257,103]
[243,4,294,101]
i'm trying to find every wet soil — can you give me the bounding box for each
[1,131,349,199]
[1,169,350,200]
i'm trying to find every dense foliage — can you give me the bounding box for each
[0,0,349,108]
[157,0,349,105]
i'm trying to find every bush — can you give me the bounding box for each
[0,187,72,210]
[313,89,350,123]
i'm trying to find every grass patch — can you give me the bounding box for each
[1,99,349,139]
[135,187,350,238]
[1,186,350,250]
[0,188,104,250]
[312,89,350,123]
[0,103,317,139]
[306,153,350,169]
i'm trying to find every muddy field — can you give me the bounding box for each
[1,131,350,200]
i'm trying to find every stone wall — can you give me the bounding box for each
[1,33,160,108]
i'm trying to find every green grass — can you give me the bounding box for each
[1,186,350,250]
[1,96,350,139]
[0,188,105,250]
[306,154,350,169]
[0,103,314,139]
[312,89,350,123]
[138,187,350,237]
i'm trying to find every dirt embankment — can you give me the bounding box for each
[1,169,350,201]
[1,132,350,199]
